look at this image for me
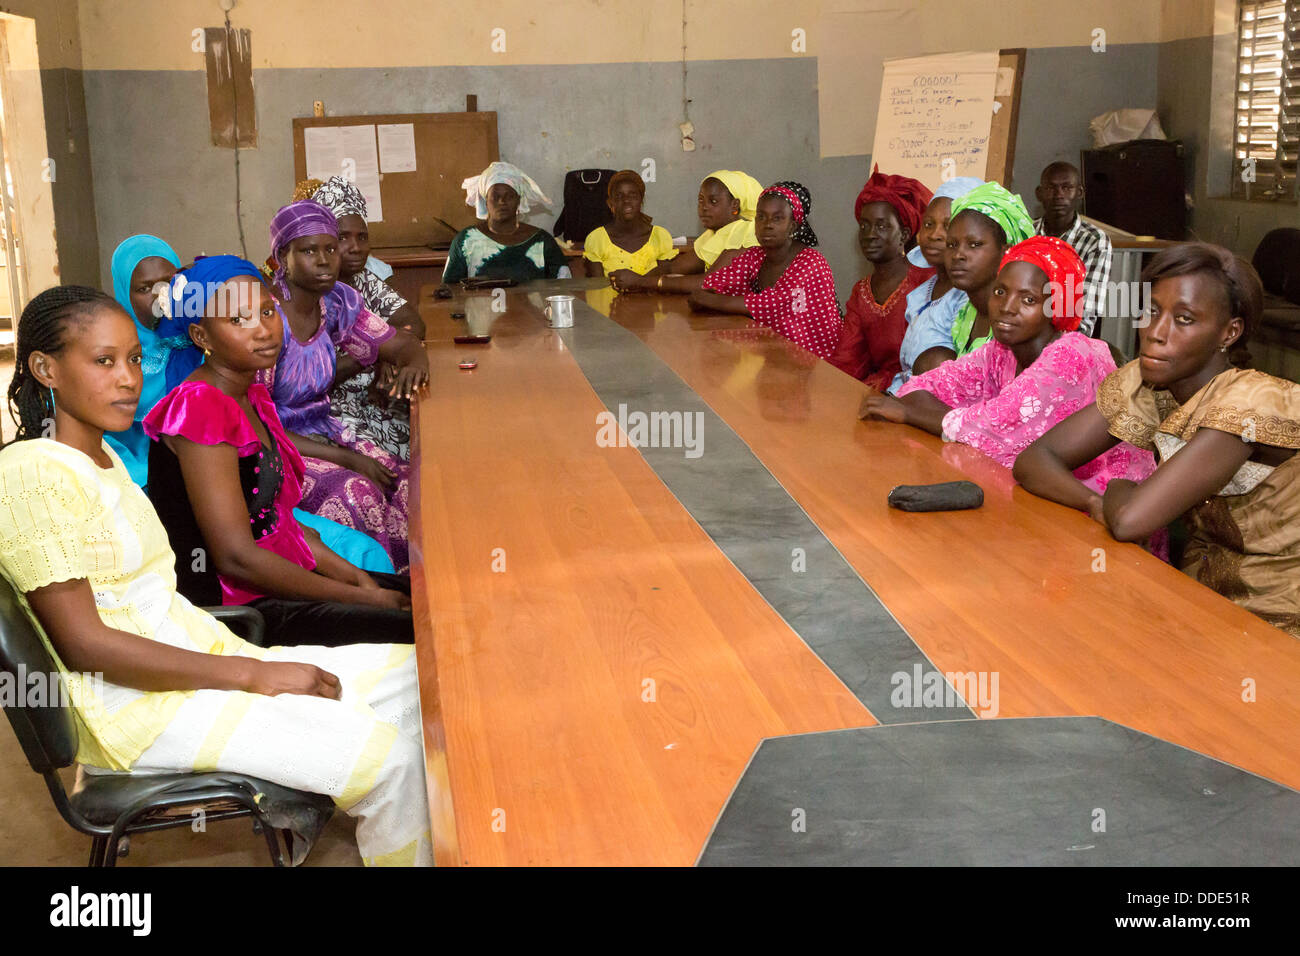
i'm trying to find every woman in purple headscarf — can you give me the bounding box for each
[260,200,429,572]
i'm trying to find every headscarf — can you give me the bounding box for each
[157,255,271,392]
[853,165,934,238]
[998,236,1088,331]
[461,161,552,219]
[905,176,986,267]
[106,234,185,486]
[606,169,652,227]
[111,234,181,319]
[933,176,986,203]
[268,200,339,296]
[760,180,818,247]
[311,175,368,220]
[949,181,1035,248]
[703,170,762,221]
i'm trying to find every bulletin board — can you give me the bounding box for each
[869,49,1025,191]
[291,111,499,248]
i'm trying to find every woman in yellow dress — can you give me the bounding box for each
[0,285,434,864]
[582,170,677,278]
[609,168,762,294]
[1015,243,1300,636]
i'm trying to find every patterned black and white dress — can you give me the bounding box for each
[329,268,412,460]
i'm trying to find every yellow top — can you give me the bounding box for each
[583,225,677,275]
[0,439,257,770]
[694,218,759,269]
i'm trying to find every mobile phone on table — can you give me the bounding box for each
[454,334,492,344]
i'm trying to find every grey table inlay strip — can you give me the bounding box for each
[556,302,973,723]
[698,717,1300,866]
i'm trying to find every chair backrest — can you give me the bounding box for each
[147,437,223,606]
[0,573,80,773]
[1252,228,1300,304]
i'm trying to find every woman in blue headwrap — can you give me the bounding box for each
[106,234,183,486]
[107,235,394,574]
[143,255,412,646]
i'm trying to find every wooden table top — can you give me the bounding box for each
[411,280,1300,866]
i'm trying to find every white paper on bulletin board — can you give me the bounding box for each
[869,51,1000,191]
[338,125,383,222]
[303,126,343,181]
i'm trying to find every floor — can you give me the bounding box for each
[0,353,362,866]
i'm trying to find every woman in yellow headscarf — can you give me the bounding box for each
[610,169,762,294]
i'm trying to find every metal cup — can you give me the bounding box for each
[545,295,575,328]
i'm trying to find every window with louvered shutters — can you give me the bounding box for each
[1234,0,1298,200]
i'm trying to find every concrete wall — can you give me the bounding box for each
[81,44,1161,301]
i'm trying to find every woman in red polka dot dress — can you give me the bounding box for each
[689,181,843,359]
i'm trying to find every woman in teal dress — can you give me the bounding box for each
[443,161,570,282]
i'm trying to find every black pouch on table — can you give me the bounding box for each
[887,480,984,512]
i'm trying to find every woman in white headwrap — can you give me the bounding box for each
[443,161,571,282]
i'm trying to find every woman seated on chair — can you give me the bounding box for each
[862,236,1156,497]
[0,285,432,865]
[1015,243,1300,636]
[301,176,425,461]
[610,169,762,294]
[828,166,936,390]
[143,255,413,646]
[443,161,570,283]
[688,181,843,360]
[582,170,677,278]
[106,233,395,576]
[258,201,429,573]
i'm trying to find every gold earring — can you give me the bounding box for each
[203,347,212,357]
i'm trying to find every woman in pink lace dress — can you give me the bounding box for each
[861,237,1156,496]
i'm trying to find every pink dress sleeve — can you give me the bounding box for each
[896,338,1000,408]
[324,282,396,365]
[142,380,261,454]
[935,333,1112,469]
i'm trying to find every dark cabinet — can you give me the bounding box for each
[1081,140,1187,239]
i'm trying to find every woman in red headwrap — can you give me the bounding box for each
[828,168,935,390]
[861,237,1158,498]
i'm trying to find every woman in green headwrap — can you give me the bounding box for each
[941,182,1035,359]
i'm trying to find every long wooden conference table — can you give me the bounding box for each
[410,279,1300,867]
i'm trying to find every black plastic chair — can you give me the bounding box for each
[0,574,334,866]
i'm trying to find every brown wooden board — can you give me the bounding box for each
[205,27,257,149]
[985,48,1025,188]
[292,111,499,248]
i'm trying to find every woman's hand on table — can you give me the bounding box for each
[609,269,644,293]
[387,354,429,401]
[1084,494,1108,527]
[859,390,907,423]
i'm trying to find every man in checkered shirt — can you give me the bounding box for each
[1033,162,1111,337]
